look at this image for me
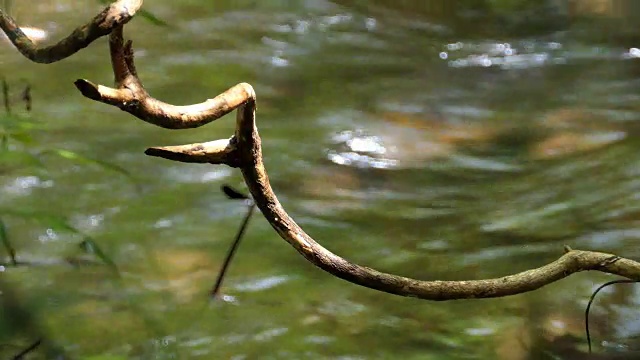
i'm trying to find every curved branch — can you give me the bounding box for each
[0,0,142,63]
[76,27,640,300]
[74,27,251,129]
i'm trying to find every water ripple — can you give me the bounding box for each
[440,39,637,70]
[233,275,292,292]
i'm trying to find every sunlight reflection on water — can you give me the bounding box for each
[439,39,640,70]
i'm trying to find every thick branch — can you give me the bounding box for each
[0,0,142,63]
[76,27,640,300]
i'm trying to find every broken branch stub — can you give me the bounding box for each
[0,0,142,63]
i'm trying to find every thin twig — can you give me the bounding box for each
[11,338,42,360]
[0,218,17,266]
[585,279,638,353]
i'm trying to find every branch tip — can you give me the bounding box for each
[74,80,102,101]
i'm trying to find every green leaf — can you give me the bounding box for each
[138,9,169,27]
[79,238,119,274]
[1,113,41,130]
[40,149,137,187]
[0,149,46,171]
[7,130,34,144]
[0,209,76,232]
[0,209,120,272]
[96,0,168,26]
[0,218,17,266]
[0,133,7,151]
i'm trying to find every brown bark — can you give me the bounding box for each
[0,0,142,63]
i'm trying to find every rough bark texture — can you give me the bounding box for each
[0,0,142,63]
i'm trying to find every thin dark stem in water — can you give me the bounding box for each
[11,338,42,360]
[211,194,255,298]
[22,84,31,111]
[585,279,638,353]
[2,78,10,114]
[0,218,17,266]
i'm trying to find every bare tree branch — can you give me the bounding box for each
[73,26,640,301]
[74,26,252,129]
[145,139,238,165]
[0,0,142,63]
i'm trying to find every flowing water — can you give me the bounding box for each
[2,0,640,358]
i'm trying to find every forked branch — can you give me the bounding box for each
[0,0,142,63]
[73,27,640,300]
[74,27,252,130]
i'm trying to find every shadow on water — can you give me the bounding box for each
[2,0,640,358]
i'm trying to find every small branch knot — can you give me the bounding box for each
[599,255,621,268]
[119,99,141,112]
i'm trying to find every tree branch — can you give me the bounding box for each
[74,26,253,129]
[0,0,142,63]
[145,138,238,166]
[74,27,640,300]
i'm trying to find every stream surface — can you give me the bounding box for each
[2,1,640,358]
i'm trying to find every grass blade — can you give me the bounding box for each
[0,149,46,172]
[138,9,169,27]
[0,218,17,266]
[1,133,8,151]
[6,130,34,144]
[2,78,10,114]
[0,209,76,233]
[40,149,138,188]
[79,238,119,274]
[0,210,119,271]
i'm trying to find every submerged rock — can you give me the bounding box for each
[530,107,627,160]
